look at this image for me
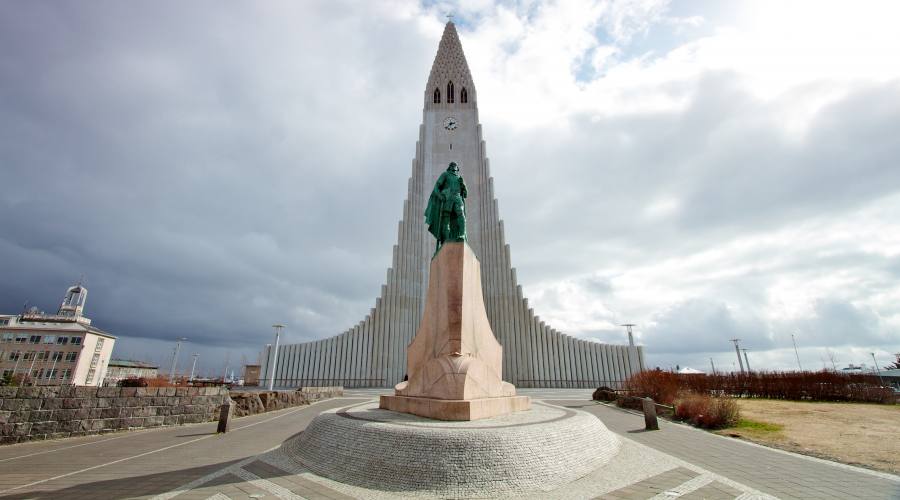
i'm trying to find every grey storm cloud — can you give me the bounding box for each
[2,1,899,373]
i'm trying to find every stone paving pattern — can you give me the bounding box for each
[0,390,897,499]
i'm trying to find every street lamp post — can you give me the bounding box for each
[189,354,199,383]
[791,334,803,371]
[268,324,284,390]
[730,339,744,373]
[168,337,187,383]
[742,348,751,372]
[620,324,636,347]
[871,353,885,387]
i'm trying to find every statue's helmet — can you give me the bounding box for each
[448,162,459,173]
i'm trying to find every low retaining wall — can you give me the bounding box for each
[0,386,228,444]
[230,387,343,417]
[0,386,345,444]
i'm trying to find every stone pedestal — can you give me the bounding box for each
[380,242,530,420]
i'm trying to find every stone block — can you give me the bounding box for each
[131,407,152,417]
[0,410,10,424]
[74,408,91,419]
[0,387,19,398]
[42,398,63,410]
[61,398,81,409]
[17,387,41,398]
[9,411,30,423]
[100,408,120,419]
[162,387,176,396]
[163,415,182,426]
[96,387,119,398]
[145,416,165,427]
[25,399,45,410]
[175,387,189,397]
[88,408,103,419]
[75,387,97,398]
[52,410,76,422]
[0,436,19,444]
[96,398,113,408]
[31,420,58,434]
[57,386,77,397]
[126,417,144,428]
[11,422,32,436]
[29,410,53,422]
[2,399,27,411]
[120,387,137,397]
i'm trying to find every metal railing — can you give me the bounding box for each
[260,378,385,389]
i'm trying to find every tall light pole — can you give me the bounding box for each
[871,353,885,386]
[730,339,744,373]
[268,324,284,390]
[620,324,636,347]
[188,354,199,383]
[791,334,803,371]
[169,337,187,383]
[742,348,751,372]
[709,357,717,374]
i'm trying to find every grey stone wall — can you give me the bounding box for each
[0,385,228,444]
[230,387,343,417]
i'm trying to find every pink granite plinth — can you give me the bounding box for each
[379,394,531,421]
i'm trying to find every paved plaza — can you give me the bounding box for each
[0,390,897,499]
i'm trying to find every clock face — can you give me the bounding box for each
[443,117,458,131]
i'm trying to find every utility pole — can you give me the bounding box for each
[871,353,885,386]
[742,348,751,372]
[709,357,716,374]
[268,324,284,390]
[730,339,744,373]
[791,334,803,371]
[188,354,199,383]
[169,337,187,383]
[620,324,636,347]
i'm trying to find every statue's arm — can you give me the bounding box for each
[460,177,468,199]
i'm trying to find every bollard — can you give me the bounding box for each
[217,399,235,433]
[642,397,659,431]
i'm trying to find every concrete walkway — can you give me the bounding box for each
[0,393,896,499]
[557,400,900,500]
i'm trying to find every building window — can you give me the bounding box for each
[15,335,27,343]
[433,88,440,103]
[61,368,72,380]
[0,319,9,326]
[57,336,68,345]
[447,81,455,103]
[2,369,11,378]
[461,87,468,103]
[43,335,56,344]
[34,368,43,378]
[29,335,41,344]
[23,351,34,361]
[95,338,104,350]
[65,352,77,362]
[51,352,63,361]
[2,333,12,342]
[9,351,20,361]
[70,337,82,345]
[36,351,48,361]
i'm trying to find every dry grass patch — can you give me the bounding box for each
[716,399,900,474]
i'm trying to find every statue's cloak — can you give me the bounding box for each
[425,187,443,241]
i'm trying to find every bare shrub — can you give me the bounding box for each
[674,393,740,429]
[623,370,680,405]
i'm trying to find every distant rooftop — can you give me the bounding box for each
[108,359,158,369]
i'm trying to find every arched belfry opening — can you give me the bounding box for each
[447,81,455,103]
[460,87,468,103]
[433,88,441,104]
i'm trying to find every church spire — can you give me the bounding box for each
[426,21,475,107]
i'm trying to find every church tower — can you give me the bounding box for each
[261,22,644,388]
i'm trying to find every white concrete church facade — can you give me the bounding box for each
[261,22,644,389]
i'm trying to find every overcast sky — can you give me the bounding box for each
[2,0,899,377]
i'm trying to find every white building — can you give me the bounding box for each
[103,359,159,386]
[0,284,116,386]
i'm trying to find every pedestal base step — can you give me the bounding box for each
[379,394,530,420]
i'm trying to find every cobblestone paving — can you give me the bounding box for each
[0,394,897,499]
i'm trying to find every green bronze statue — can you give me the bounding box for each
[425,162,468,254]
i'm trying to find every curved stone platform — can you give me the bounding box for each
[284,401,621,497]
